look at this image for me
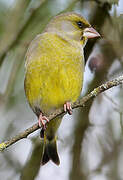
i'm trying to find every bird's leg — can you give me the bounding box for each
[38,113,49,129]
[64,102,72,115]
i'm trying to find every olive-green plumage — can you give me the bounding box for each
[24,12,99,165]
[25,33,83,112]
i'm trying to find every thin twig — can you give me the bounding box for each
[0,75,123,152]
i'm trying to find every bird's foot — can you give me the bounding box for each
[38,113,49,129]
[64,102,72,115]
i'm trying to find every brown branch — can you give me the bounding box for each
[0,75,123,152]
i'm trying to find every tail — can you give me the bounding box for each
[41,136,60,166]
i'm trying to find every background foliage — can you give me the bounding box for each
[0,0,123,180]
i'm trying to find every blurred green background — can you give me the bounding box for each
[0,0,123,180]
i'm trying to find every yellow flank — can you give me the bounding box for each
[25,32,84,115]
[24,12,100,165]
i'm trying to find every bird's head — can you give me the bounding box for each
[45,12,100,47]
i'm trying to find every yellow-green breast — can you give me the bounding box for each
[24,32,84,115]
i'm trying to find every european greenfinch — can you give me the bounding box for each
[24,12,100,165]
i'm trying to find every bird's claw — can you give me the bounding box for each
[64,102,72,115]
[38,113,49,129]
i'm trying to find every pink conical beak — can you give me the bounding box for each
[83,27,100,39]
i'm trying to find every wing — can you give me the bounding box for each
[24,32,83,115]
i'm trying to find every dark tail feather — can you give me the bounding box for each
[41,138,60,166]
[41,147,50,165]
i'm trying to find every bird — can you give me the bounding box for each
[24,12,100,165]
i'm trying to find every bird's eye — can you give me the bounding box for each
[77,21,83,28]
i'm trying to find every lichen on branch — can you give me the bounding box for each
[0,74,123,152]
